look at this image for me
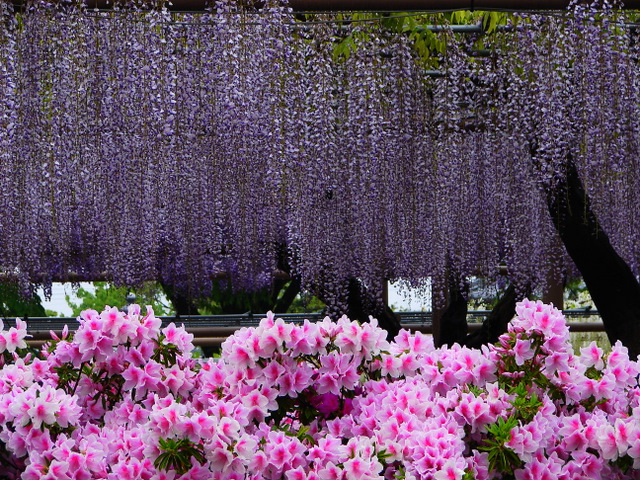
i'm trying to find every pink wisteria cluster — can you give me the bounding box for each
[0,300,639,479]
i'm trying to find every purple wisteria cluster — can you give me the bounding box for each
[1,1,640,299]
[0,300,639,479]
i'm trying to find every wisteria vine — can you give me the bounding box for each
[1,0,639,305]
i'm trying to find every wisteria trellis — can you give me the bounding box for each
[1,0,639,304]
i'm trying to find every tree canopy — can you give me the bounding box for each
[65,282,172,317]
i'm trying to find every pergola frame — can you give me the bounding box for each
[9,0,640,12]
[4,0,640,351]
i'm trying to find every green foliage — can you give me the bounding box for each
[394,465,406,480]
[0,283,46,318]
[479,374,548,476]
[376,448,393,463]
[66,282,172,317]
[584,365,602,380]
[403,11,509,67]
[270,394,297,426]
[410,27,446,67]
[331,12,373,62]
[508,383,544,423]
[196,280,275,315]
[462,469,476,480]
[465,384,485,397]
[478,415,521,476]
[154,437,206,475]
[326,10,511,69]
[55,359,125,422]
[152,334,181,367]
[194,280,322,315]
[482,11,508,34]
[467,276,510,311]
[564,277,594,309]
[615,453,634,474]
[281,423,317,446]
[287,291,325,314]
[333,34,358,61]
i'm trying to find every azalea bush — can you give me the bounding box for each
[0,300,639,479]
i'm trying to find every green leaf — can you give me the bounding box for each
[0,283,46,318]
[66,281,172,317]
[154,437,206,475]
[479,415,522,475]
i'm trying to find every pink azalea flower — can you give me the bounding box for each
[433,459,464,480]
[174,417,202,443]
[122,365,145,392]
[399,352,420,377]
[335,317,363,354]
[0,302,636,480]
[580,341,605,370]
[161,323,194,354]
[286,466,308,480]
[514,451,563,480]
[262,359,286,385]
[288,320,324,355]
[342,456,382,480]
[74,327,101,352]
[267,442,291,470]
[379,354,401,377]
[407,330,434,355]
[543,350,570,375]
[28,395,58,429]
[318,462,343,480]
[2,324,29,353]
[259,317,293,354]
[226,342,256,368]
[513,338,534,366]
[596,423,621,460]
[234,434,257,461]
[570,450,604,478]
[42,459,71,480]
[101,306,126,335]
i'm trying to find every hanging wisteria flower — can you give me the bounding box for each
[2,0,640,309]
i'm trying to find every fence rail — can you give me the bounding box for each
[6,309,603,347]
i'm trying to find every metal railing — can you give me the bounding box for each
[6,309,604,347]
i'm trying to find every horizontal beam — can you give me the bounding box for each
[10,0,640,12]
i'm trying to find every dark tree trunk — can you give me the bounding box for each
[344,278,402,339]
[160,283,200,316]
[273,278,301,313]
[437,281,469,347]
[437,281,524,349]
[543,153,640,358]
[171,294,200,316]
[464,283,521,348]
[270,244,297,313]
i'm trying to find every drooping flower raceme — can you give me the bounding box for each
[3,1,640,311]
